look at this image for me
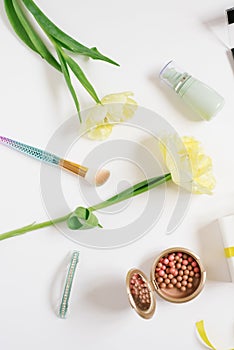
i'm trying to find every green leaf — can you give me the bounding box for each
[65,54,101,104]
[67,207,100,230]
[11,0,61,72]
[55,44,81,122]
[21,0,119,66]
[4,0,38,52]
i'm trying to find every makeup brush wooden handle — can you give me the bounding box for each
[60,159,110,186]
[59,159,88,177]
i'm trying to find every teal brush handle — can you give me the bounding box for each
[0,135,61,165]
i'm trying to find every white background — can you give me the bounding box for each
[1,0,234,349]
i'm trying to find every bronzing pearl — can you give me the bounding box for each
[168,283,173,289]
[168,254,174,261]
[176,282,181,288]
[181,286,186,292]
[177,276,182,282]
[158,270,165,277]
[169,268,176,275]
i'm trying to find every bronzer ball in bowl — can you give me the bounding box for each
[151,247,206,303]
[126,270,156,319]
[129,272,151,310]
[126,247,206,319]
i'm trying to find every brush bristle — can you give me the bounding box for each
[84,167,110,186]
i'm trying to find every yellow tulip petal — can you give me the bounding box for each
[123,100,138,120]
[101,91,134,104]
[88,124,113,141]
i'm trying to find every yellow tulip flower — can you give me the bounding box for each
[85,92,137,140]
[160,135,216,194]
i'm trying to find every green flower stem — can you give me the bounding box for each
[0,214,70,241]
[89,173,172,211]
[0,173,172,241]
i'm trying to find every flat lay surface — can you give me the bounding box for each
[1,0,234,349]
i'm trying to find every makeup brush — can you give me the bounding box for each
[0,136,110,186]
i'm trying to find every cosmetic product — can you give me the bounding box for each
[226,7,234,60]
[126,247,206,319]
[196,320,234,350]
[159,60,225,121]
[218,214,234,282]
[59,251,80,319]
[0,136,110,186]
